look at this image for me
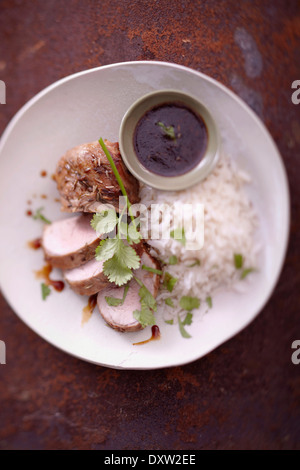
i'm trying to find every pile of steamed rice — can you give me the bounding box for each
[139,154,260,322]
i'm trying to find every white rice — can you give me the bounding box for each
[139,153,260,322]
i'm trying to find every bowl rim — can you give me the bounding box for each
[118,88,221,190]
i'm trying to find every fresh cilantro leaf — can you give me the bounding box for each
[182,312,193,326]
[170,227,186,246]
[96,238,140,270]
[138,284,157,312]
[93,139,143,288]
[142,265,163,275]
[118,221,128,237]
[117,243,141,270]
[132,278,158,327]
[91,210,118,234]
[188,259,201,267]
[133,301,156,328]
[165,297,174,308]
[41,283,51,301]
[103,257,133,286]
[165,319,174,325]
[179,296,200,311]
[163,272,178,292]
[206,296,213,308]
[99,235,140,286]
[33,207,51,225]
[178,314,192,339]
[95,238,120,262]
[105,284,130,307]
[168,255,178,265]
[234,253,244,269]
[127,220,142,245]
[156,121,176,140]
[241,267,255,279]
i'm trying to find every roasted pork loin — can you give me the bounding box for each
[42,214,100,270]
[64,258,109,296]
[97,247,161,332]
[54,140,140,213]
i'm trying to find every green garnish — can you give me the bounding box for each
[99,138,135,224]
[170,227,186,246]
[91,209,118,234]
[188,259,201,267]
[165,297,175,308]
[142,265,163,275]
[178,313,193,338]
[234,253,244,269]
[105,284,130,307]
[33,207,51,225]
[133,278,157,328]
[133,302,156,329]
[156,121,176,141]
[241,268,255,279]
[163,272,178,292]
[168,255,178,265]
[206,296,213,308]
[41,283,51,301]
[165,319,174,325]
[179,296,200,311]
[92,167,141,287]
[96,237,140,286]
[233,253,255,280]
[91,139,158,328]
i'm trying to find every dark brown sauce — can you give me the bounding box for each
[27,237,42,250]
[133,102,208,177]
[40,170,47,178]
[35,264,65,292]
[82,294,98,326]
[133,325,161,346]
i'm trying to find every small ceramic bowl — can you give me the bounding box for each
[119,89,220,190]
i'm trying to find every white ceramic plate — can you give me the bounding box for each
[0,61,290,369]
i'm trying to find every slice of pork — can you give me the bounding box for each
[42,214,100,270]
[54,140,140,213]
[64,258,109,296]
[97,248,161,332]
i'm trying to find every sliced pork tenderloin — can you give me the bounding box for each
[64,258,109,296]
[42,214,100,270]
[97,247,161,332]
[54,140,140,213]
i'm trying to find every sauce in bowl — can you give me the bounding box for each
[133,102,207,177]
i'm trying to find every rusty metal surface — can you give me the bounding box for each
[0,0,299,450]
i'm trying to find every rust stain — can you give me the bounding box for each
[18,40,46,62]
[162,367,201,400]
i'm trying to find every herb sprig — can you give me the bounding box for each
[234,253,255,280]
[105,284,130,307]
[41,283,51,301]
[156,121,176,141]
[91,138,159,328]
[33,207,51,225]
[93,204,140,287]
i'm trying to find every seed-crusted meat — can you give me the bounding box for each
[54,140,140,213]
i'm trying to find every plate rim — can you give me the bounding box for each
[0,60,291,369]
